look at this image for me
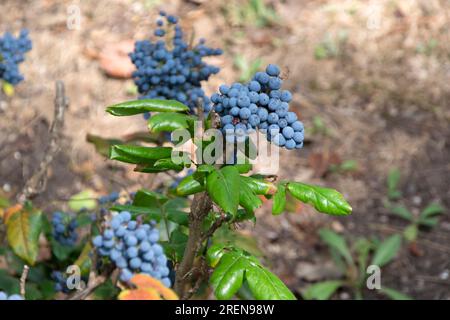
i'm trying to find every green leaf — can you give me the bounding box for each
[272,183,286,215]
[109,145,172,164]
[162,228,188,262]
[106,99,189,116]
[6,207,43,265]
[167,210,189,226]
[240,176,276,195]
[420,203,445,219]
[418,217,439,227]
[148,112,194,133]
[208,245,296,300]
[239,178,262,215]
[390,205,413,221]
[132,189,168,208]
[175,174,205,196]
[206,167,240,216]
[287,182,352,215]
[319,229,353,264]
[110,205,161,221]
[387,168,401,199]
[235,164,253,174]
[68,189,97,212]
[371,234,402,268]
[403,224,418,242]
[303,280,344,300]
[197,164,215,173]
[50,238,75,261]
[379,287,413,300]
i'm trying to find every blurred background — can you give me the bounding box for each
[0,0,449,299]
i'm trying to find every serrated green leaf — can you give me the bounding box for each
[206,167,240,216]
[239,178,262,215]
[303,280,343,300]
[68,189,97,212]
[380,287,413,300]
[109,145,172,164]
[272,183,286,215]
[371,234,402,268]
[319,229,353,264]
[147,112,194,133]
[390,205,413,221]
[287,182,352,215]
[175,174,205,196]
[6,207,43,265]
[420,203,445,219]
[240,176,276,195]
[208,245,295,300]
[403,224,418,242]
[106,99,189,116]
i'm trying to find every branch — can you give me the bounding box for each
[174,191,212,298]
[19,265,29,297]
[16,81,69,204]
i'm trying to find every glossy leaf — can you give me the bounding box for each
[206,167,240,216]
[371,234,402,268]
[240,176,276,195]
[239,178,262,215]
[235,164,252,174]
[109,145,172,164]
[207,245,296,300]
[287,182,352,215]
[6,207,43,265]
[175,174,205,196]
[319,229,353,264]
[303,280,344,300]
[148,113,193,133]
[272,183,286,215]
[106,99,189,116]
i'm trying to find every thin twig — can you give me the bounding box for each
[16,81,69,203]
[19,265,30,297]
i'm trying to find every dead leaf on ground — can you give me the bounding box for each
[99,41,136,79]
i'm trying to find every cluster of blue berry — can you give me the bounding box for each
[130,12,222,113]
[92,211,171,287]
[98,191,120,205]
[52,212,78,246]
[0,29,32,85]
[212,64,304,150]
[0,291,23,300]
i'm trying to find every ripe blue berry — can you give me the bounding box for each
[266,64,280,76]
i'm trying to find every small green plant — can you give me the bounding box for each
[387,168,402,200]
[233,54,263,82]
[303,229,410,300]
[224,0,278,28]
[329,159,358,174]
[390,202,445,243]
[314,31,348,60]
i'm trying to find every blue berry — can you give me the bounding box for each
[266,64,280,76]
[285,139,296,150]
[51,212,78,246]
[282,126,294,139]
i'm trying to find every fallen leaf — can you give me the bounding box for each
[99,41,136,79]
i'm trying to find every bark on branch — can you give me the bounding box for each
[174,191,212,298]
[16,81,69,204]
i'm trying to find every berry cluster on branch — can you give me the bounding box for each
[0,29,32,85]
